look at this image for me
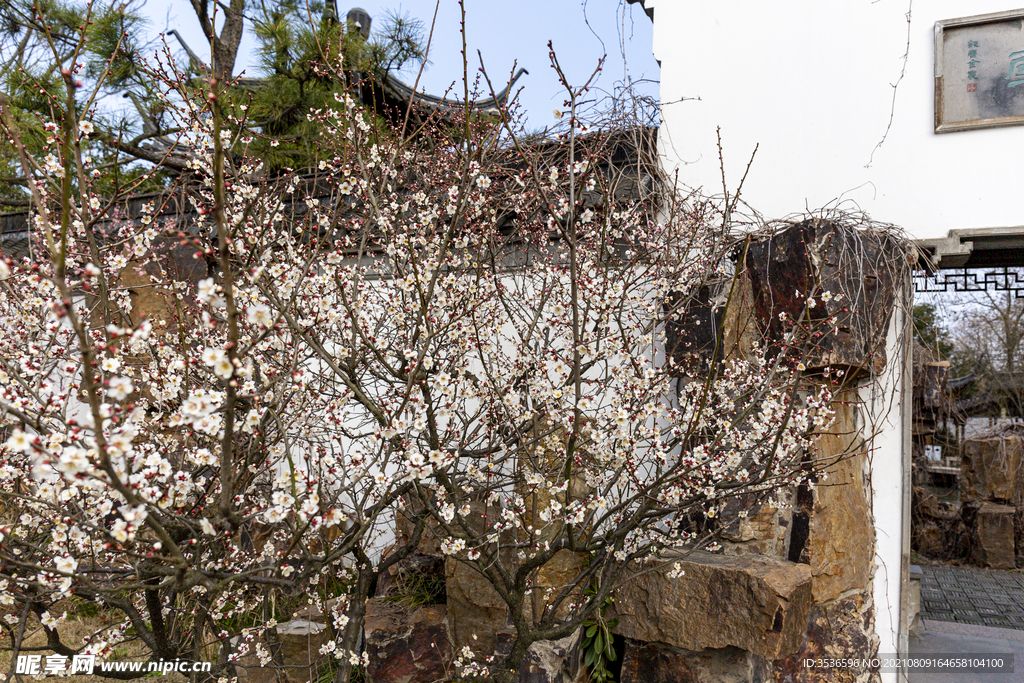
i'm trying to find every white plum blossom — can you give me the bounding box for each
[54,556,77,574]
[264,507,288,523]
[106,377,134,400]
[441,538,467,556]
[5,430,33,454]
[197,278,218,303]
[246,303,273,326]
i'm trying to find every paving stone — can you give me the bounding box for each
[917,563,1024,631]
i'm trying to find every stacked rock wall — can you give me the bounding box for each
[607,219,906,683]
[960,434,1024,569]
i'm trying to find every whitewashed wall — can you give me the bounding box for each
[645,0,1024,240]
[862,306,910,683]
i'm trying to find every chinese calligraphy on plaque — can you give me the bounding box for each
[935,10,1024,132]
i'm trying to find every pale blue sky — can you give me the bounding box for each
[136,1,660,129]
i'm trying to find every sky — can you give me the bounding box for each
[134,0,660,130]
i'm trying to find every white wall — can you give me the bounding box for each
[862,305,909,683]
[648,0,1024,240]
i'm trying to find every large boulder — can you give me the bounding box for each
[804,394,874,603]
[961,436,1022,503]
[364,599,451,683]
[529,550,588,622]
[773,591,880,683]
[292,597,340,621]
[619,639,771,683]
[743,219,903,378]
[395,497,445,557]
[664,273,756,376]
[119,236,208,334]
[911,486,966,560]
[445,558,513,658]
[607,550,813,660]
[968,502,1016,570]
[446,548,588,662]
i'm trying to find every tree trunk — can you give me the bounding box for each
[333,568,373,683]
[212,0,246,81]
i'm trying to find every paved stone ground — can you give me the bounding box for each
[920,563,1024,629]
[911,620,1024,683]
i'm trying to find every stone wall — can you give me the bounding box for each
[959,434,1024,569]
[607,385,884,683]
[642,220,898,683]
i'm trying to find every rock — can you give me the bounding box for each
[719,490,793,558]
[276,620,329,670]
[665,267,756,377]
[395,496,445,557]
[969,502,1016,569]
[912,487,967,560]
[804,393,873,603]
[292,597,340,621]
[237,619,329,683]
[619,639,771,683]
[915,486,960,521]
[528,550,588,622]
[517,630,582,683]
[773,592,880,683]
[744,219,903,378]
[607,550,813,660]
[445,558,512,658]
[397,491,505,560]
[364,599,451,683]
[375,553,446,603]
[913,521,950,559]
[664,283,730,376]
[961,436,1022,503]
[916,360,950,411]
[120,237,208,333]
[437,494,521,660]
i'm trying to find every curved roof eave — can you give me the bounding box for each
[381,68,529,117]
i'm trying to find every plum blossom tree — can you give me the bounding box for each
[0,7,871,683]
